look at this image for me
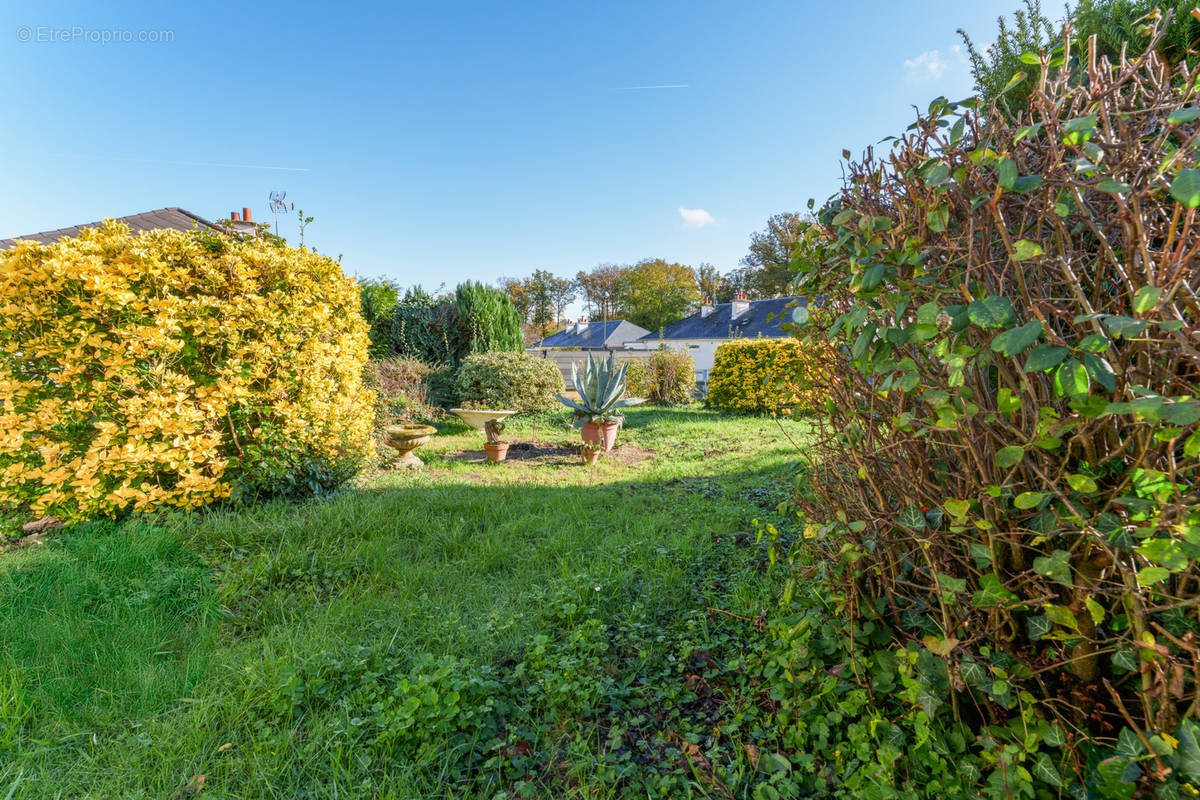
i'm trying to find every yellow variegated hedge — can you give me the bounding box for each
[706,338,833,414]
[0,222,374,520]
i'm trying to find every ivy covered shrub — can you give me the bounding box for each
[625,349,696,405]
[453,352,564,413]
[790,23,1200,796]
[0,223,374,519]
[387,282,523,366]
[363,357,440,424]
[707,338,832,414]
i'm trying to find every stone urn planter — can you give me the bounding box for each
[581,420,620,452]
[449,408,517,431]
[384,423,438,467]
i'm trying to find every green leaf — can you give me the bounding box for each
[995,446,1024,468]
[1011,174,1043,193]
[1085,596,1105,624]
[1056,358,1090,398]
[1104,315,1148,339]
[1116,728,1144,759]
[1011,239,1043,261]
[991,320,1043,356]
[1034,747,1063,782]
[926,205,949,232]
[1001,71,1027,94]
[1132,286,1161,313]
[898,504,926,530]
[950,116,966,144]
[1082,353,1116,393]
[998,158,1017,190]
[1137,566,1171,586]
[936,573,966,593]
[1175,718,1200,781]
[974,573,1018,606]
[1168,107,1200,124]
[944,499,970,518]
[1024,344,1069,372]
[1019,51,1041,64]
[860,264,887,292]
[1185,430,1200,458]
[998,387,1021,413]
[1068,474,1098,493]
[967,296,1014,328]
[1097,178,1131,193]
[1027,615,1053,639]
[1171,169,1200,207]
[1033,549,1072,586]
[1015,491,1047,510]
[1044,604,1079,630]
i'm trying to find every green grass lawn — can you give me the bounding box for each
[0,406,807,799]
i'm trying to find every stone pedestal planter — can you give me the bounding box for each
[384,424,438,467]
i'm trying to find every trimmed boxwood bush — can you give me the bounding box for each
[0,222,374,519]
[706,338,832,413]
[625,349,696,405]
[453,352,564,413]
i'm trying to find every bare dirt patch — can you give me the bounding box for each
[430,439,654,482]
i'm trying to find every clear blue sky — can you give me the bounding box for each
[1,0,1018,289]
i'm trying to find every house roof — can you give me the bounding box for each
[0,207,220,250]
[533,320,651,349]
[642,296,804,341]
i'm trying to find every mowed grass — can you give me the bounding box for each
[0,406,807,798]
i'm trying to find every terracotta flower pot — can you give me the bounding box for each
[581,420,620,452]
[581,447,601,466]
[484,442,509,463]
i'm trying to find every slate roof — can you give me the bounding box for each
[641,296,804,341]
[0,207,220,250]
[532,320,651,349]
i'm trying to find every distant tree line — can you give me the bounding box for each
[499,212,821,337]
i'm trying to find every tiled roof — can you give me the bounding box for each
[533,320,651,349]
[642,296,804,340]
[0,207,220,250]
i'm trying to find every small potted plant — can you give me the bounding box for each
[483,418,509,463]
[580,440,602,466]
[555,352,646,452]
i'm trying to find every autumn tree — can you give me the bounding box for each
[575,264,626,320]
[695,263,731,304]
[499,276,533,324]
[616,259,700,331]
[737,212,819,298]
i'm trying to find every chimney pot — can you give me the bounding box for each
[231,211,241,221]
[242,207,252,223]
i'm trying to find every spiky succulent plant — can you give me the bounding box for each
[555,352,646,428]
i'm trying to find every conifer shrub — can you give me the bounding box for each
[0,223,374,519]
[788,21,1200,795]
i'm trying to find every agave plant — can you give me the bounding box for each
[555,352,646,428]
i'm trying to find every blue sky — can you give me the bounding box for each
[1,0,1018,291]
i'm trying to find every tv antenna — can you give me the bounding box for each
[268,190,293,236]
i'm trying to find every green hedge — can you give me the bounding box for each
[453,352,565,413]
